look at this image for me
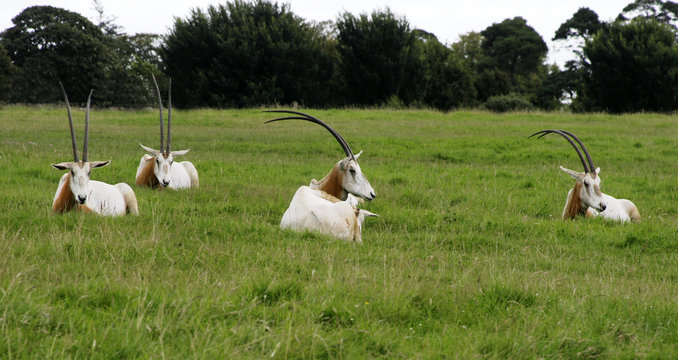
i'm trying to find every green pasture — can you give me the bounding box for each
[1,106,677,358]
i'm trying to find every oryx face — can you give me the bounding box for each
[561,166,607,212]
[52,161,110,204]
[141,144,189,188]
[153,153,173,187]
[339,151,376,201]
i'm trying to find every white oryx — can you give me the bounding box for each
[530,129,640,222]
[52,83,138,216]
[266,110,378,242]
[136,76,198,189]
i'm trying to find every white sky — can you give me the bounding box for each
[0,0,627,66]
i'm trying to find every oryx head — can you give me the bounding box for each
[265,110,376,201]
[530,129,607,212]
[140,75,190,187]
[51,83,111,204]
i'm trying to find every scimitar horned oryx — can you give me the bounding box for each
[51,83,138,216]
[136,75,199,189]
[265,110,378,242]
[530,129,640,222]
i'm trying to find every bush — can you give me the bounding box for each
[483,93,533,112]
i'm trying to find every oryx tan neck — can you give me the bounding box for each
[136,155,159,187]
[312,164,347,201]
[564,182,587,219]
[53,175,77,213]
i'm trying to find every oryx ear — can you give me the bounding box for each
[140,143,160,155]
[339,157,349,170]
[360,209,379,218]
[170,149,190,157]
[90,160,111,169]
[595,167,600,175]
[559,166,583,180]
[51,162,73,170]
[354,150,363,160]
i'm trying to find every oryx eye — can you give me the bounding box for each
[349,169,356,175]
[70,170,74,175]
[156,159,160,165]
[584,182,589,188]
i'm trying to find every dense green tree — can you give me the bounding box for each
[420,36,475,110]
[160,0,338,108]
[451,32,483,71]
[533,63,575,110]
[0,5,156,106]
[100,32,161,107]
[335,9,424,106]
[581,18,678,112]
[477,17,548,100]
[618,0,678,26]
[0,43,16,102]
[0,6,112,103]
[554,8,605,41]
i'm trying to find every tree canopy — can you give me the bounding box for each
[582,18,678,112]
[0,5,158,106]
[161,0,338,108]
[335,9,424,106]
[0,6,110,103]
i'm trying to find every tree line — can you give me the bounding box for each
[1,0,677,113]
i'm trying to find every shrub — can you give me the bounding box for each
[483,93,533,112]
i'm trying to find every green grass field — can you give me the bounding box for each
[1,106,678,358]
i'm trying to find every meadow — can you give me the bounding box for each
[1,106,678,358]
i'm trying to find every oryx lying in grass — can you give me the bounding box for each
[52,84,138,216]
[266,110,378,242]
[136,76,199,189]
[530,129,640,222]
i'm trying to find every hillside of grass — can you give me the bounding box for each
[1,106,677,358]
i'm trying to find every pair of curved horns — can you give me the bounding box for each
[151,74,172,156]
[264,110,355,160]
[529,129,596,174]
[59,82,93,163]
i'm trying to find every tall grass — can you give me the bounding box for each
[1,106,677,358]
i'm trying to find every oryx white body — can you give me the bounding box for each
[279,153,377,242]
[561,166,640,222]
[281,187,377,243]
[266,111,377,242]
[531,129,639,223]
[51,84,138,216]
[135,147,198,189]
[53,162,138,216]
[135,76,198,189]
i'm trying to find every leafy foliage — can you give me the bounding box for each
[0,6,111,103]
[473,17,548,105]
[0,43,15,103]
[0,5,158,107]
[581,18,678,113]
[160,0,338,108]
[619,0,678,26]
[483,93,534,112]
[553,7,606,41]
[420,35,476,110]
[335,9,424,106]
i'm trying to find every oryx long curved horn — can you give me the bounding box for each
[151,74,164,156]
[264,110,354,160]
[58,82,79,163]
[167,78,172,154]
[529,129,590,173]
[559,130,595,174]
[82,89,94,162]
